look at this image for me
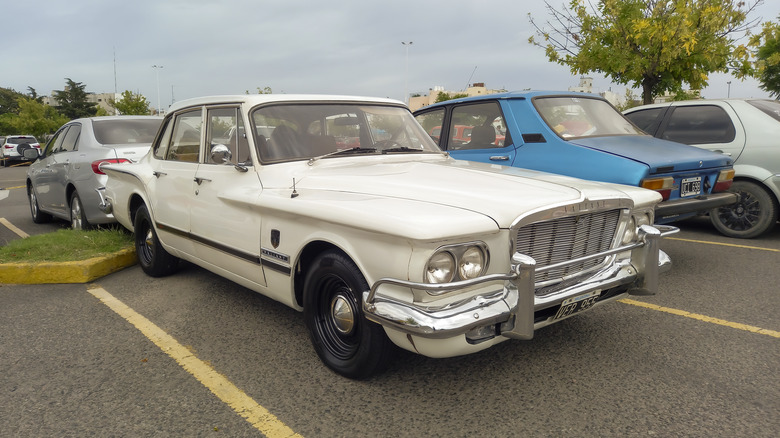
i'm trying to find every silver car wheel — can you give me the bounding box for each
[70,194,84,230]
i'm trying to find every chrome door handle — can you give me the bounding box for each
[194,177,212,185]
[152,171,167,178]
[489,155,510,161]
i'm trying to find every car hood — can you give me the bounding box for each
[569,135,732,172]
[261,156,659,239]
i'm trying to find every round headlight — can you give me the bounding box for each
[636,213,652,227]
[458,246,486,280]
[622,216,637,244]
[426,251,455,283]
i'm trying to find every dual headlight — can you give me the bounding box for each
[425,243,488,284]
[621,211,653,244]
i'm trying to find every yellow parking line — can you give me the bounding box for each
[619,298,780,338]
[0,217,30,238]
[87,286,303,438]
[667,237,780,252]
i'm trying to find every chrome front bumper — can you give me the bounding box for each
[363,224,678,340]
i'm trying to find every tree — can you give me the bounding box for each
[1,98,68,138]
[0,87,26,116]
[751,18,780,98]
[434,92,469,103]
[529,0,761,104]
[52,78,98,119]
[109,90,151,115]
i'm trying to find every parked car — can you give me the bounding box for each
[25,116,163,229]
[624,99,780,238]
[2,135,41,166]
[413,91,737,224]
[98,94,678,378]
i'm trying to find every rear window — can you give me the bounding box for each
[92,119,162,145]
[7,136,38,144]
[746,99,780,122]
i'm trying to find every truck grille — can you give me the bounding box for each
[515,209,621,287]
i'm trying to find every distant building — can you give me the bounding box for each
[42,92,120,114]
[408,82,506,111]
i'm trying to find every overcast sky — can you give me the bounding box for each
[4,0,779,109]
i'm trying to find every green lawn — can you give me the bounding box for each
[0,229,134,263]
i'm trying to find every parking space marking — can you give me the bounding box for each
[87,286,303,438]
[668,237,780,253]
[0,217,30,238]
[619,298,780,338]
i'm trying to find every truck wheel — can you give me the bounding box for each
[303,250,392,379]
[710,181,778,238]
[133,204,179,277]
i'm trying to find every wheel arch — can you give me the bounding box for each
[293,240,351,308]
[733,175,780,208]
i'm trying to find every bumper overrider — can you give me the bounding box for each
[363,224,678,341]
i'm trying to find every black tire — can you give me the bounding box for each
[303,250,393,379]
[133,204,179,277]
[710,180,778,238]
[28,184,52,223]
[69,192,92,230]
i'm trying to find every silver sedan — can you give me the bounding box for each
[25,116,162,229]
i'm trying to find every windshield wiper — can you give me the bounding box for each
[307,147,378,166]
[382,146,425,154]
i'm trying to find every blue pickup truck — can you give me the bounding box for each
[413,91,736,223]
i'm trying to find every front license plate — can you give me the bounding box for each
[553,290,601,320]
[681,177,702,197]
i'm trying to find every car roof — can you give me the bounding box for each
[419,90,604,110]
[167,94,406,113]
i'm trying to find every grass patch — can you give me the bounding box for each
[0,229,134,263]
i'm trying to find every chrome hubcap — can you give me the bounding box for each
[330,295,355,335]
[71,199,82,229]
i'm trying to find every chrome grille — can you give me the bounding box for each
[515,209,620,287]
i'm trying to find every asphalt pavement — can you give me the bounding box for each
[1,163,778,437]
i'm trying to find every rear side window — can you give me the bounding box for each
[624,108,665,134]
[662,105,736,144]
[60,124,81,152]
[167,110,203,162]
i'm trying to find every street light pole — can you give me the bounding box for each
[727,81,732,98]
[402,41,413,104]
[152,65,163,115]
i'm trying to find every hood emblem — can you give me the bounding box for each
[699,160,703,168]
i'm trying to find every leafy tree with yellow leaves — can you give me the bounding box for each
[529,0,761,104]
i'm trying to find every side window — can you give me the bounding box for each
[167,109,202,162]
[60,124,81,152]
[413,109,445,146]
[662,105,736,145]
[44,126,69,156]
[624,108,665,134]
[153,118,174,160]
[447,102,508,150]
[206,107,250,165]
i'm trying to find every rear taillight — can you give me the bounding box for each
[713,169,735,192]
[640,176,675,200]
[91,158,131,174]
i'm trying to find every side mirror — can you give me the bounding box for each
[210,144,232,164]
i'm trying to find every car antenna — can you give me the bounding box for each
[291,178,299,198]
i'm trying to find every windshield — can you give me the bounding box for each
[93,119,162,145]
[534,96,644,139]
[251,103,440,163]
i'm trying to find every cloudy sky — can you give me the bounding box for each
[4,0,779,109]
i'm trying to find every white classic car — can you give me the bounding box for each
[98,94,678,378]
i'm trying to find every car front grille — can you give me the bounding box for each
[515,209,621,289]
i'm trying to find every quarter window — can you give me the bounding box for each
[624,108,665,134]
[662,105,736,144]
[413,108,445,146]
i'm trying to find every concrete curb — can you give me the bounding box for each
[0,247,137,284]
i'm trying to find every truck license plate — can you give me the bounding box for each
[553,290,601,320]
[681,177,702,197]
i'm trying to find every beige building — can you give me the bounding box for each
[42,92,119,115]
[408,83,506,111]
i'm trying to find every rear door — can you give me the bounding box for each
[38,124,81,214]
